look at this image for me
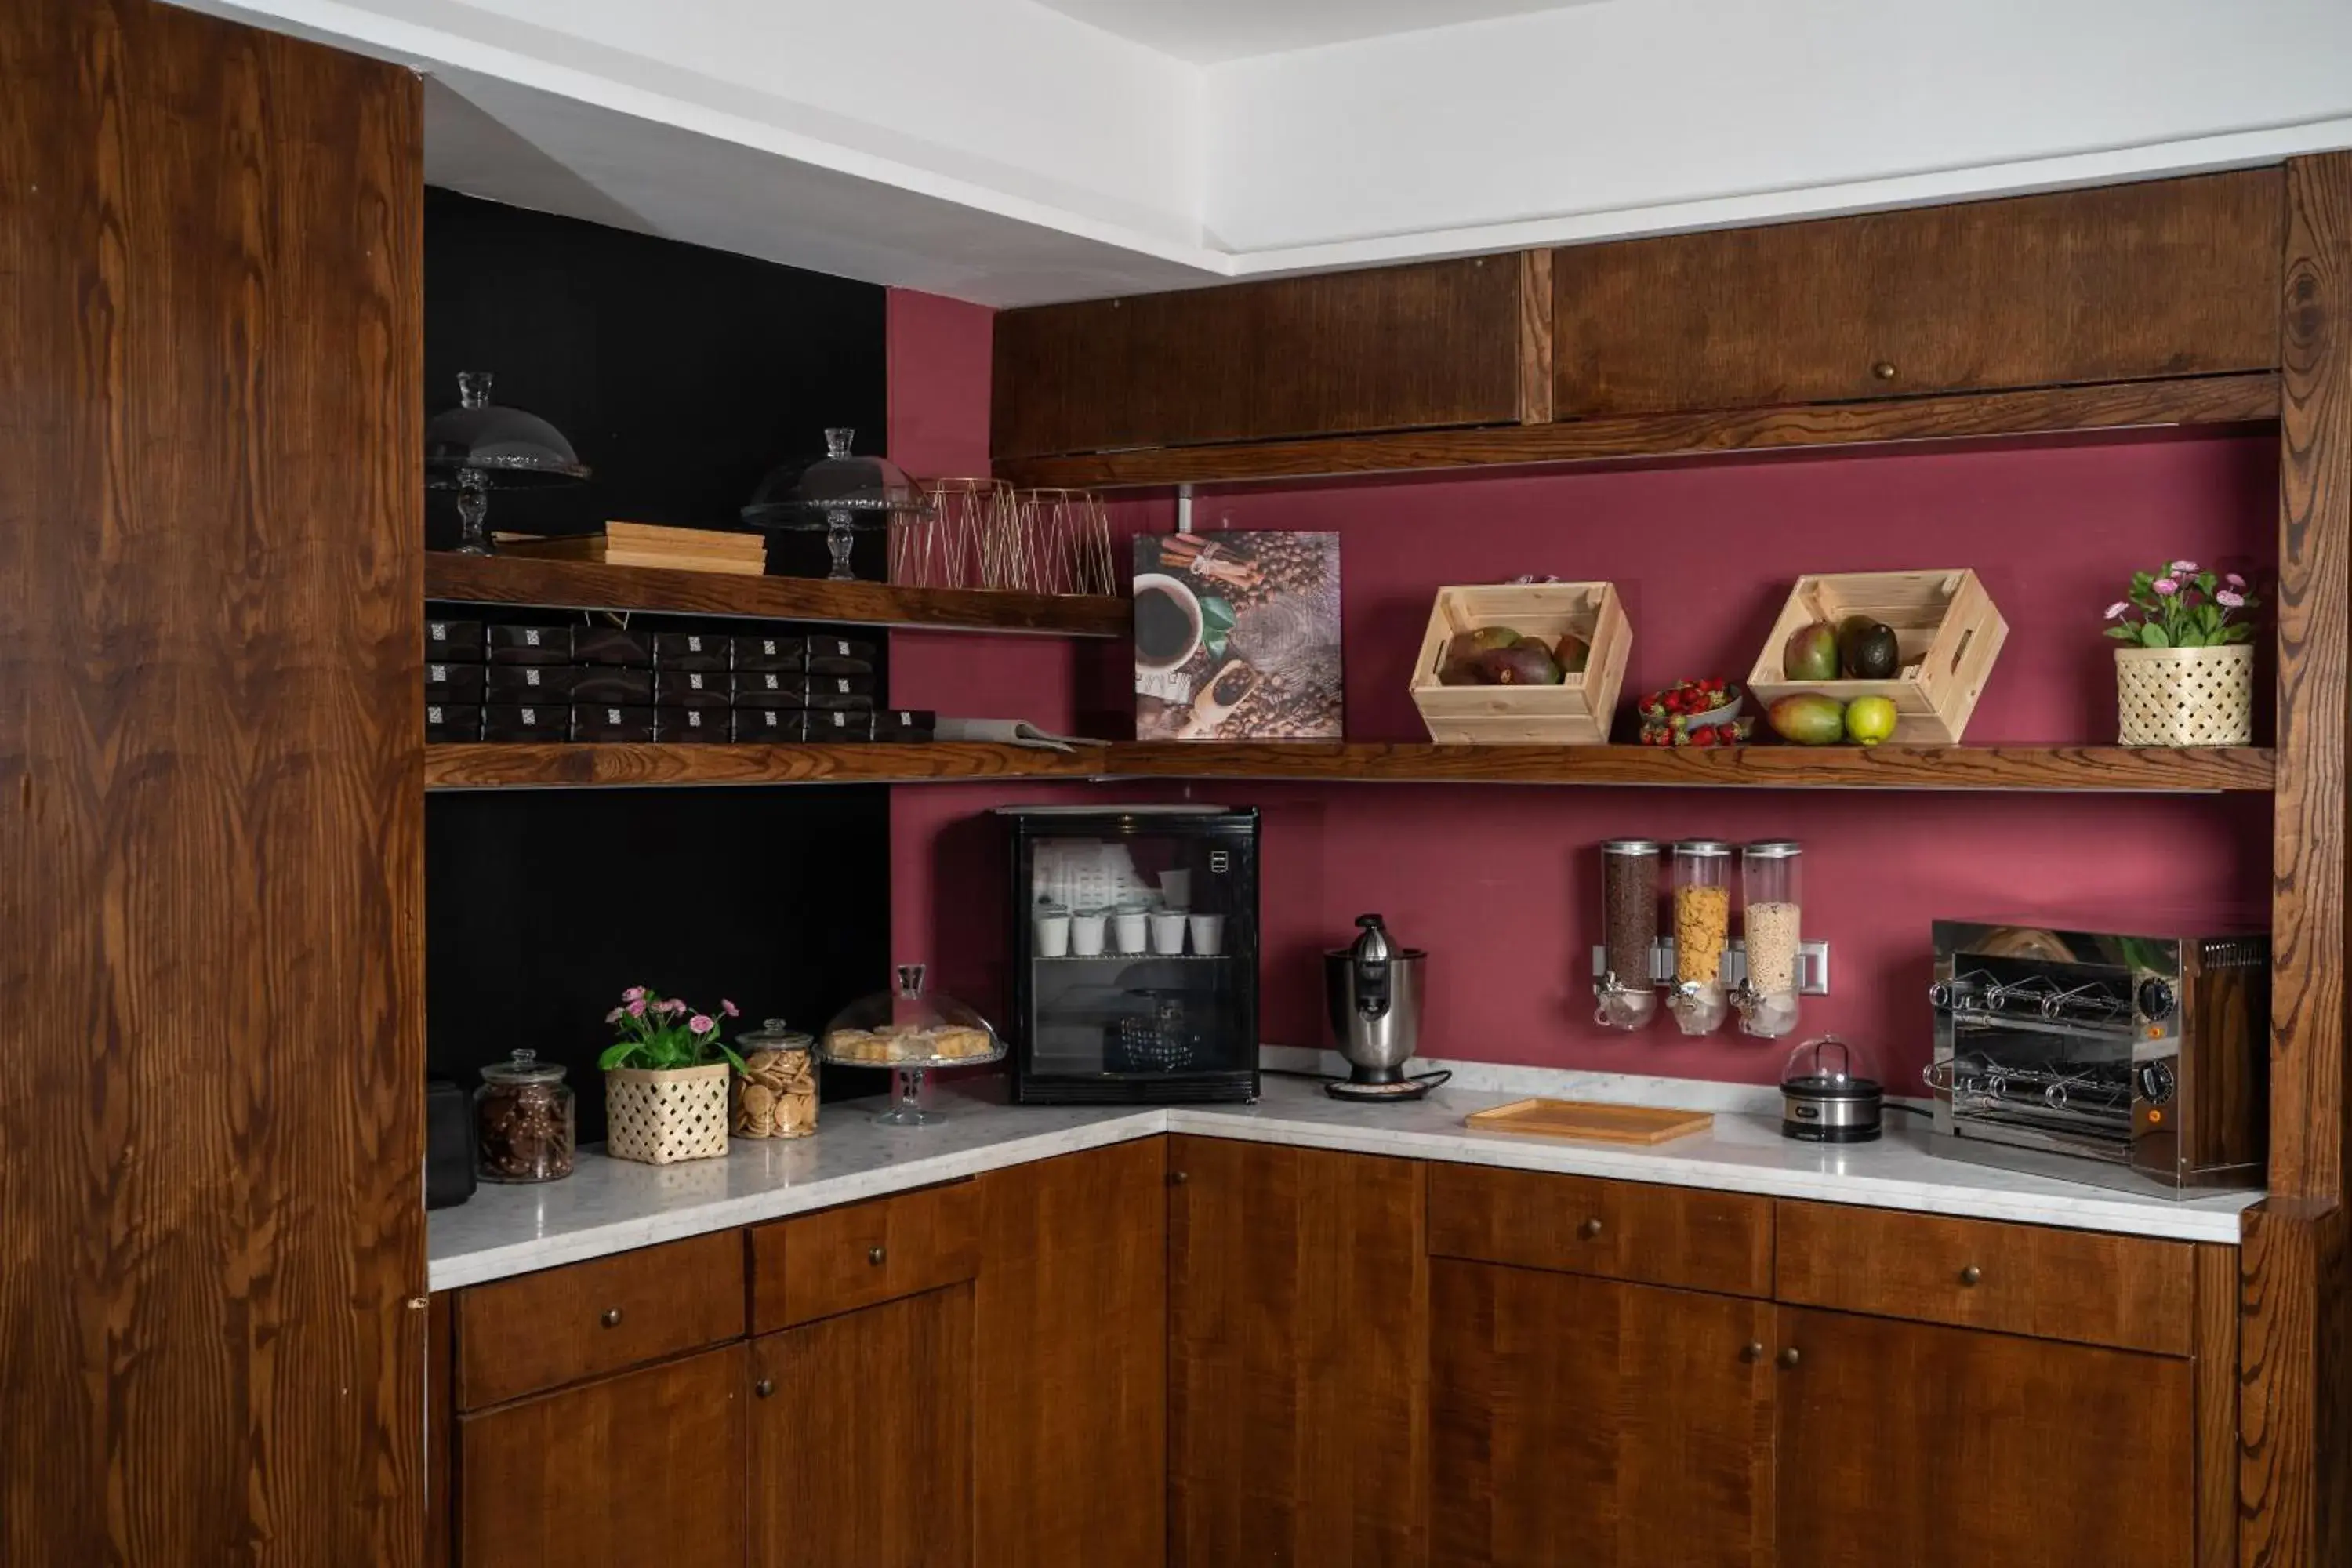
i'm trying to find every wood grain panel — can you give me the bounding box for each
[974,1140,1167,1568]
[1780,1308,2194,1567]
[994,371,2279,490]
[1553,170,2282,416]
[1426,1163,1772,1297]
[1775,1201,2194,1356]
[457,1343,747,1568]
[0,2,425,1563]
[1168,1136,1428,1568]
[429,1294,454,1568]
[455,1229,746,1408]
[2238,1199,2351,1568]
[750,1178,978,1331]
[425,552,1129,637]
[993,256,1523,458]
[2195,1243,2241,1568]
[750,1287,975,1568]
[1431,1263,1773,1568]
[1515,249,1553,424]
[423,739,2280,793]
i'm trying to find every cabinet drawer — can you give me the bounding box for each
[752,1180,980,1332]
[1427,1163,1772,1298]
[1552,169,2281,418]
[455,1229,746,1410]
[1773,1200,2194,1356]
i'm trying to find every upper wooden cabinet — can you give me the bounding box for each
[992,256,1540,459]
[1551,169,2282,417]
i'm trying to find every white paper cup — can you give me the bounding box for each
[1113,912,1149,953]
[1072,913,1108,956]
[1187,913,1225,956]
[1035,913,1071,958]
[1159,869,1192,910]
[1149,912,1189,956]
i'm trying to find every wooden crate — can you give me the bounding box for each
[1410,583,1631,744]
[1745,569,2007,744]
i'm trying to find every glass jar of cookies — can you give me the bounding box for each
[474,1049,574,1182]
[733,1018,818,1139]
[819,964,1004,1127]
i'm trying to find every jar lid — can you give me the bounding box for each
[1744,839,1803,859]
[1671,840,1731,857]
[739,1018,814,1051]
[481,1047,566,1084]
[1601,839,1661,855]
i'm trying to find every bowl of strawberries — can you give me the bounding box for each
[1635,678,1753,747]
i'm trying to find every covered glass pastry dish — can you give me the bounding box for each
[818,963,1004,1126]
[740,426,931,581]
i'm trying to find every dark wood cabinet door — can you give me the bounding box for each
[993,256,1530,458]
[750,1285,975,1568]
[1430,1262,1773,1568]
[1776,1307,2194,1568]
[1552,169,2281,417]
[457,1344,747,1568]
[975,1141,1166,1568]
[1167,1136,1428,1568]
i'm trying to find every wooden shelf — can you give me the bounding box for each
[424,740,2276,793]
[423,553,1130,638]
[992,373,2281,491]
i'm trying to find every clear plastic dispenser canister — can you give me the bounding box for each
[1668,840,1733,1035]
[1597,840,1660,1031]
[1737,840,1804,1038]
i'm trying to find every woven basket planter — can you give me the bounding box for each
[2114,643,2254,746]
[604,1062,730,1165]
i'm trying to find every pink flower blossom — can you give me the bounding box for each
[2103,601,2130,620]
[622,985,647,1003]
[627,998,648,1018]
[2168,560,2198,575]
[660,998,688,1015]
[689,1014,715,1034]
[2216,589,2245,608]
[2227,572,2248,590]
[606,1007,624,1024]
[2153,577,2179,597]
[721,1000,739,1018]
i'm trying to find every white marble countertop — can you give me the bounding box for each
[429,1069,2259,1290]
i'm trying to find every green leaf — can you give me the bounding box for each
[1199,595,1236,636]
[2140,623,2170,648]
[598,1040,637,1071]
[717,1044,748,1074]
[2103,626,2139,641]
[2175,629,2205,648]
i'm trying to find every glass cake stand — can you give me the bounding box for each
[818,964,1004,1127]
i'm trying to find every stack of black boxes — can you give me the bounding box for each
[426,617,935,743]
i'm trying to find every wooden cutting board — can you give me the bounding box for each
[1462,1098,1713,1145]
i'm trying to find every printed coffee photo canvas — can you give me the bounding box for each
[1134,532,1342,741]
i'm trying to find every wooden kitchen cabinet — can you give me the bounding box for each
[1430,1261,1775,1568]
[1774,1306,2194,1567]
[456,1343,747,1568]
[1551,169,2281,418]
[1168,1136,1429,1567]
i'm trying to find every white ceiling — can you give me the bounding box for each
[1029,0,1601,63]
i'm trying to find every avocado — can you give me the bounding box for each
[1783,620,1839,682]
[1847,622,1901,680]
[1479,643,1564,686]
[1555,632,1591,674]
[1767,693,1848,746]
[1836,614,1877,673]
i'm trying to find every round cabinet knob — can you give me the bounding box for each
[599,1307,623,1328]
[2137,978,2177,1023]
[868,1245,887,1267]
[753,1377,775,1399]
[1958,1265,1983,1287]
[1777,1346,1802,1369]
[1579,1218,1605,1240]
[1740,1341,1766,1364]
[1871,360,1898,381]
[1170,1171,1189,1187]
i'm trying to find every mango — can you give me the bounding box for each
[1768,693,1847,746]
[1555,632,1591,674]
[1479,643,1563,686]
[1782,620,1839,682]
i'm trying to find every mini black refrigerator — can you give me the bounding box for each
[1002,804,1259,1104]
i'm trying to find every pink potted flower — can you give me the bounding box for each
[2103,562,2259,746]
[598,986,745,1164]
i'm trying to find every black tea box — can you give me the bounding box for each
[424,702,481,742]
[572,626,654,668]
[797,673,876,711]
[795,709,874,742]
[485,664,579,702]
[804,635,877,662]
[655,706,728,743]
[486,625,572,666]
[572,704,655,743]
[731,706,793,742]
[872,709,937,742]
[481,702,570,742]
[425,619,485,661]
[652,631,728,673]
[654,670,731,710]
[424,662,486,703]
[730,634,804,673]
[572,668,655,706]
[805,654,876,677]
[728,670,797,703]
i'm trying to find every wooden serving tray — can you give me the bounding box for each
[1462,1098,1714,1145]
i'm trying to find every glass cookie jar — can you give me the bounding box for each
[734,1018,818,1139]
[474,1049,574,1182]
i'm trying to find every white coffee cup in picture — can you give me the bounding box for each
[1158,869,1192,910]
[1113,910,1149,953]
[1132,572,1203,673]
[1035,912,1071,959]
[1149,911,1189,956]
[1187,913,1225,956]
[1071,912,1109,957]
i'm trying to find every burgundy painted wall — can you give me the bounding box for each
[887,288,2275,1087]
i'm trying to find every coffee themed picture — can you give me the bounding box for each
[1133,532,1343,741]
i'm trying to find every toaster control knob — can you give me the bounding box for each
[2137,978,2176,1022]
[2137,1060,2177,1106]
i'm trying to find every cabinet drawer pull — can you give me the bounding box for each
[1578,1217,1604,1240]
[1170,1170,1189,1186]
[1777,1346,1802,1369]
[868,1245,887,1267]
[1958,1265,1983,1287]
[599,1307,623,1328]
[754,1377,775,1399]
[1871,360,1898,380]
[1740,1341,1765,1363]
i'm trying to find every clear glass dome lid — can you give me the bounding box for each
[1780,1034,1881,1098]
[820,964,1004,1127]
[425,370,590,486]
[741,428,930,579]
